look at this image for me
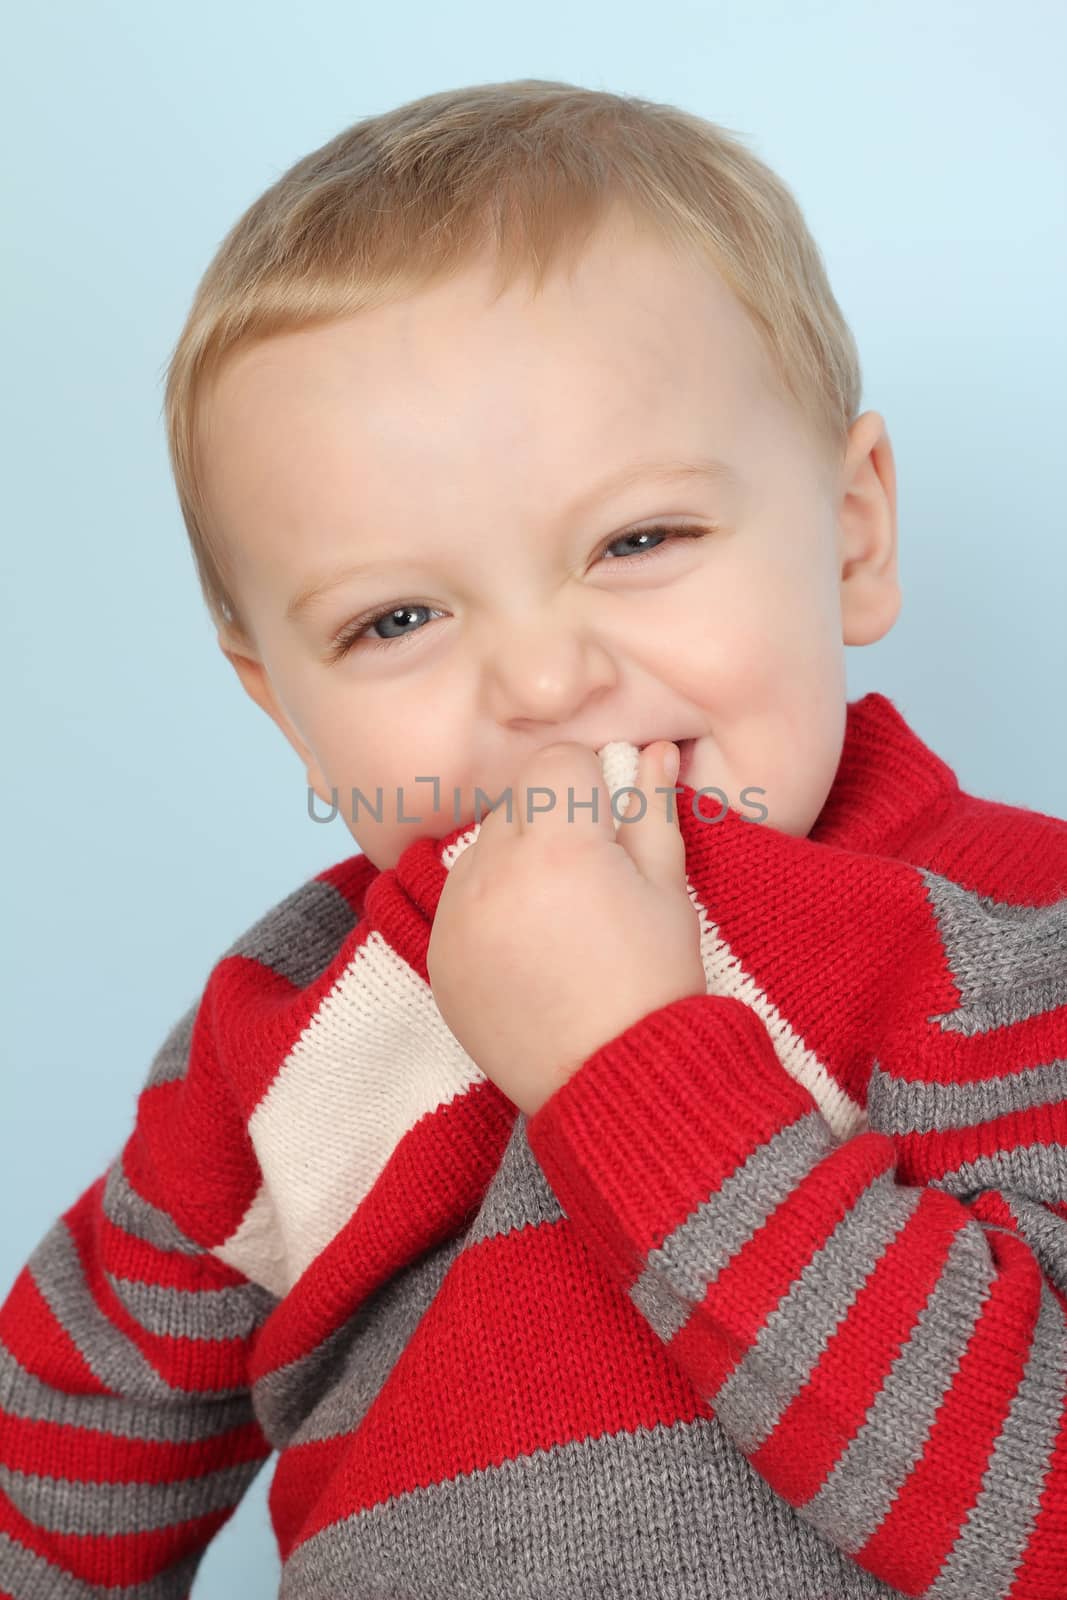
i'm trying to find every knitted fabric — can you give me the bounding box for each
[3,692,1067,1599]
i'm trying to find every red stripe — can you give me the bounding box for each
[96,1206,251,1293]
[528,997,821,1299]
[209,924,371,1124]
[268,1434,352,1559]
[1008,1386,1067,1600]
[886,1002,1067,1088]
[129,1077,260,1251]
[250,1078,514,1380]
[317,852,379,918]
[750,1187,963,1500]
[0,1481,233,1586]
[63,1192,254,1393]
[0,1268,107,1397]
[897,1106,1067,1187]
[671,1135,897,1403]
[681,826,959,1074]
[281,1216,710,1554]
[855,1226,1042,1592]
[919,794,1067,903]
[0,1409,268,1482]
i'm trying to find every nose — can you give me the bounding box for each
[482,611,619,728]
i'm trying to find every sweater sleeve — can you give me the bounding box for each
[0,981,280,1596]
[526,847,1067,1600]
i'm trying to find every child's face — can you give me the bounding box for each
[201,206,899,872]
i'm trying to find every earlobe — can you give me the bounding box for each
[842,572,902,646]
[219,639,276,720]
[217,635,325,780]
[305,765,335,810]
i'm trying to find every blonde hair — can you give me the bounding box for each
[162,78,862,645]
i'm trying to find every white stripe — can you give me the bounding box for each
[686,877,867,1142]
[214,929,484,1294]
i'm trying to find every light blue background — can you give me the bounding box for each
[3,1,1064,1592]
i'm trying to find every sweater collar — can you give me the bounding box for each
[807,691,959,854]
[368,691,959,930]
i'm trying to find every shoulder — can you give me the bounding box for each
[160,850,379,1109]
[137,852,379,1197]
[912,785,1067,901]
[215,849,378,993]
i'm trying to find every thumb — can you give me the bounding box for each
[616,740,688,885]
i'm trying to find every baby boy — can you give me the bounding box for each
[3,78,1067,1600]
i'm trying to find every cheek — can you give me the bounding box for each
[355,729,470,829]
[672,569,839,722]
[300,685,433,782]
[732,552,839,663]
[671,595,774,694]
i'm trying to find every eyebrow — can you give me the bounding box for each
[285,454,738,622]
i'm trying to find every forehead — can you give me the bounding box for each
[197,218,789,576]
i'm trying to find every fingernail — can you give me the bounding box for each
[663,741,680,784]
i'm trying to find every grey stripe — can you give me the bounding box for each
[105,1271,277,1343]
[870,1055,1067,1135]
[0,1457,265,1537]
[1000,1193,1067,1290]
[630,1110,837,1344]
[102,1159,204,1256]
[715,1173,923,1453]
[926,1278,1067,1600]
[0,1532,203,1599]
[221,875,358,989]
[923,874,1067,1035]
[253,1117,543,1450]
[144,999,198,1090]
[464,1114,564,1246]
[260,1236,463,1450]
[803,1220,998,1551]
[27,1218,244,1402]
[0,1334,253,1441]
[138,879,356,1097]
[279,1414,897,1599]
[927,1144,1067,1208]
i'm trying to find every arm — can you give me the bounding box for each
[0,988,279,1596]
[526,820,1067,1599]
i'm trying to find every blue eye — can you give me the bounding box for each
[600,526,681,562]
[325,522,710,662]
[324,599,445,661]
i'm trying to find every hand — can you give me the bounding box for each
[425,740,707,1116]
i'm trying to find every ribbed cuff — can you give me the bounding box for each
[525,994,820,1283]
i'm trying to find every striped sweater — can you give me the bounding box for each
[3,690,1067,1599]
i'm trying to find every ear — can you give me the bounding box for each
[835,410,902,646]
[217,633,334,808]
